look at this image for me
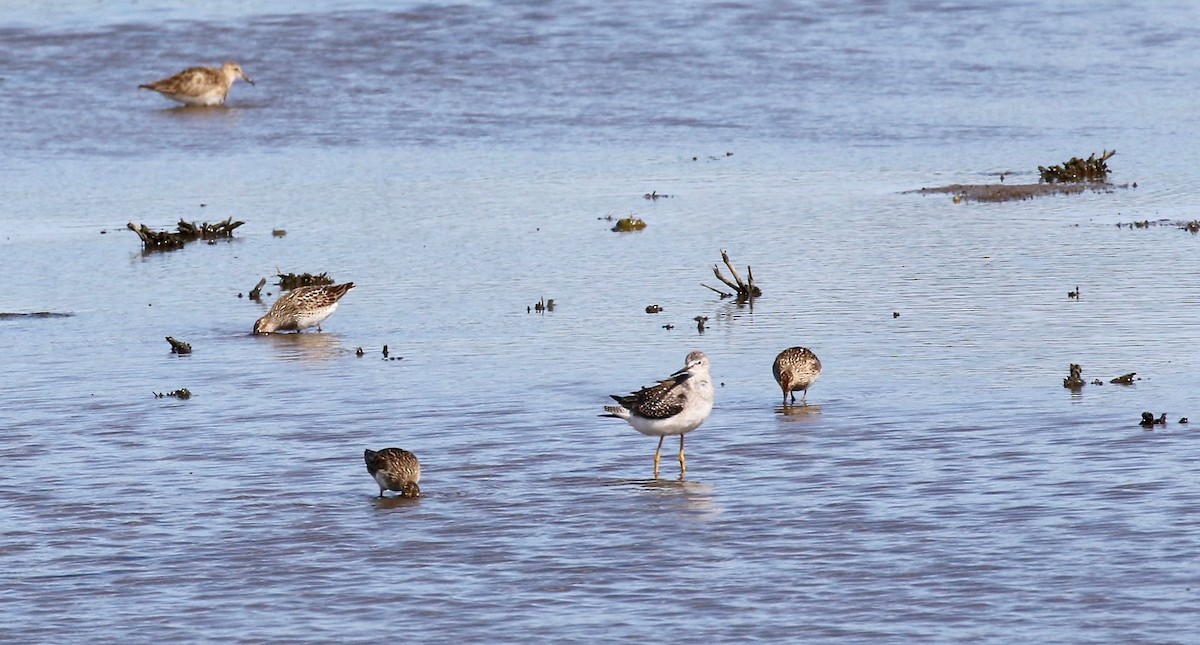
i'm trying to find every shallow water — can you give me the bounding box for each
[3,1,1200,643]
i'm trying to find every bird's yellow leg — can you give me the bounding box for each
[678,435,686,478]
[653,436,664,479]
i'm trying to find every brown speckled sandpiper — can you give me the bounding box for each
[253,283,354,335]
[772,346,821,405]
[364,448,421,498]
[139,61,254,106]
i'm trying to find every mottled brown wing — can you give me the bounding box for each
[295,282,355,308]
[610,372,690,419]
[144,66,222,93]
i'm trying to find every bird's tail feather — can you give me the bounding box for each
[601,405,629,419]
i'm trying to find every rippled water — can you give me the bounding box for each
[3,1,1200,643]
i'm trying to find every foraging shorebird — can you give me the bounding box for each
[602,351,714,479]
[253,283,354,335]
[773,346,821,405]
[139,61,254,106]
[364,448,421,497]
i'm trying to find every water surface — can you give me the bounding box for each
[2,1,1200,643]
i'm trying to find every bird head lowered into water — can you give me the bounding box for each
[364,448,421,498]
[772,346,822,406]
[253,282,355,335]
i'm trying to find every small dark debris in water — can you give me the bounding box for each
[662,323,674,330]
[237,293,243,298]
[200,203,206,208]
[612,217,647,232]
[1063,363,1085,390]
[1068,286,1080,299]
[382,345,389,358]
[1139,412,1167,427]
[893,312,900,318]
[100,230,107,234]
[248,277,267,301]
[1091,379,1103,386]
[154,388,192,400]
[277,272,333,290]
[1115,218,1199,232]
[1110,372,1136,385]
[645,304,663,314]
[532,297,554,313]
[127,217,244,251]
[165,336,192,354]
[1039,150,1115,183]
[272,229,287,237]
[694,316,708,333]
[356,347,364,357]
[388,356,403,361]
[0,311,74,319]
[643,191,672,200]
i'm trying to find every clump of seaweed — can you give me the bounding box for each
[276,272,333,290]
[153,388,191,400]
[612,217,647,232]
[1039,150,1115,183]
[127,217,244,251]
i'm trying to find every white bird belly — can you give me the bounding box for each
[627,398,713,436]
[293,304,337,330]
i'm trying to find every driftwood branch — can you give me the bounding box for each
[721,250,746,290]
[165,336,192,354]
[710,249,761,303]
[702,283,732,298]
[711,266,741,293]
[248,278,267,301]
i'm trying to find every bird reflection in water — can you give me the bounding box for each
[259,331,346,363]
[776,403,822,420]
